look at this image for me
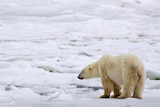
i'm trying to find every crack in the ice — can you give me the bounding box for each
[71,84,103,91]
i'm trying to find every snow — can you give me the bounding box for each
[0,0,160,106]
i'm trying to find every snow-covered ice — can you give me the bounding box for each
[0,0,160,106]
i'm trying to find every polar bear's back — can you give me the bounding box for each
[105,54,143,70]
[120,54,145,76]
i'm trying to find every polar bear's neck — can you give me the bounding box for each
[91,61,100,78]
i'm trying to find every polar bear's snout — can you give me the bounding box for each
[77,72,84,80]
[78,75,84,80]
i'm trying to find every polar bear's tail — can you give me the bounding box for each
[133,63,146,99]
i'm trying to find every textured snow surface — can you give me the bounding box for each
[0,0,160,106]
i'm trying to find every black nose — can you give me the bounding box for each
[77,75,83,80]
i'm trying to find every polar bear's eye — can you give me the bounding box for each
[89,68,91,70]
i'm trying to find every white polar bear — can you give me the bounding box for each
[78,54,146,99]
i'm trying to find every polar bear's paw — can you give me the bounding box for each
[100,94,110,98]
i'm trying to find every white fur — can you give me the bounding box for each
[78,54,146,99]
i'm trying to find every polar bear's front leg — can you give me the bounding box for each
[100,78,113,98]
[98,59,113,98]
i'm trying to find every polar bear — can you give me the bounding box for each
[78,54,146,99]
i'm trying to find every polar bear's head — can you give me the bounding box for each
[78,62,100,79]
